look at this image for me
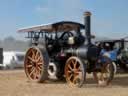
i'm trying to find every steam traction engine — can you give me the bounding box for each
[18,12,114,87]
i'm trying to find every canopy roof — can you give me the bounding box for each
[18,21,85,33]
[96,39,128,43]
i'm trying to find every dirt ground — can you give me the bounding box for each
[0,70,128,96]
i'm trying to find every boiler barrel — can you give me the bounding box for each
[65,45,99,60]
[77,46,99,60]
[64,46,88,59]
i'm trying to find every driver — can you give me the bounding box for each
[100,43,119,61]
[100,43,111,58]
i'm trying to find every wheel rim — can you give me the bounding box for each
[65,57,84,87]
[24,47,44,81]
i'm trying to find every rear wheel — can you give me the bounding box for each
[24,46,49,82]
[65,56,85,87]
[93,57,114,86]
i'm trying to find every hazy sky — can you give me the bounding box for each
[0,0,128,40]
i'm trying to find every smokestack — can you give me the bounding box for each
[84,11,92,44]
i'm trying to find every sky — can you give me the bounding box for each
[0,0,128,40]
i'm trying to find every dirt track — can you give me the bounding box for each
[0,70,128,96]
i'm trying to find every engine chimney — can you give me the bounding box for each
[84,11,92,45]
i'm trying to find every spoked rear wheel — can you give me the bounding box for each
[65,56,85,87]
[93,57,114,86]
[24,46,49,82]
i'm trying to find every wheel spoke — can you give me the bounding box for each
[74,68,81,72]
[71,60,75,65]
[68,64,72,70]
[67,70,72,73]
[75,71,81,74]
[73,77,76,84]
[32,50,35,59]
[69,74,73,80]
[36,69,40,79]
[33,69,37,79]
[37,56,41,62]
[35,51,39,60]
[36,72,40,79]
[73,77,78,84]
[38,66,42,71]
[29,67,35,77]
[74,60,77,69]
[38,65,42,75]
[28,56,35,62]
[37,62,43,65]
[36,70,40,78]
[38,66,42,69]
[30,61,33,64]
[26,64,33,68]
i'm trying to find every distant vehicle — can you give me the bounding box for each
[2,51,25,69]
[95,39,128,72]
[0,48,3,69]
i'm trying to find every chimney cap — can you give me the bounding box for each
[84,11,91,16]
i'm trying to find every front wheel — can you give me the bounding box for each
[93,57,114,86]
[65,56,85,87]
